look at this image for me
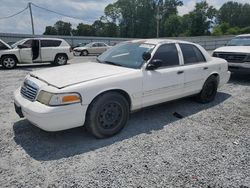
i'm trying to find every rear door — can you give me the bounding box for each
[178,43,208,95]
[142,43,184,107]
[41,40,62,62]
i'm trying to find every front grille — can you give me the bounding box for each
[20,80,39,101]
[213,52,247,63]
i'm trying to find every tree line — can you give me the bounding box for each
[43,0,250,38]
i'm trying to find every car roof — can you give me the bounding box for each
[130,39,195,45]
[236,34,250,38]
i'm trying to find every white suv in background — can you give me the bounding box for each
[73,42,110,56]
[213,34,250,74]
[0,38,73,69]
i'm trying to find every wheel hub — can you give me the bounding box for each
[98,102,122,129]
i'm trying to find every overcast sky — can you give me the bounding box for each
[0,0,249,34]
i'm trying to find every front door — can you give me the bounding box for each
[19,39,33,63]
[142,43,184,107]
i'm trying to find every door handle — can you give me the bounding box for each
[203,67,208,70]
[177,70,184,74]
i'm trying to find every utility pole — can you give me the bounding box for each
[28,2,35,35]
[156,5,162,38]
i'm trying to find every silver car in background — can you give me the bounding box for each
[73,42,110,56]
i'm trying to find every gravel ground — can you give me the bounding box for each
[0,57,249,188]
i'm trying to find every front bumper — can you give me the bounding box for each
[229,62,250,74]
[14,88,88,132]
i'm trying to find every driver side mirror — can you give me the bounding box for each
[146,59,163,70]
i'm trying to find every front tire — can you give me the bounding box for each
[1,55,17,69]
[85,92,129,138]
[53,54,68,66]
[196,75,218,103]
[81,50,88,56]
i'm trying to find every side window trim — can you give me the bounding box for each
[176,43,184,66]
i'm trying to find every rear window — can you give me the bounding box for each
[179,43,206,64]
[41,40,62,47]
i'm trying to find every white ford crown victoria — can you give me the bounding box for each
[14,39,230,138]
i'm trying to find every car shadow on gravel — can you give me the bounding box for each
[13,92,231,161]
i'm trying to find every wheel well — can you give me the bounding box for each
[0,54,19,63]
[88,89,132,111]
[81,50,88,54]
[55,53,68,60]
[210,73,220,85]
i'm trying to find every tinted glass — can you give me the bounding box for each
[23,40,33,48]
[0,41,9,50]
[98,43,105,47]
[180,43,206,64]
[41,40,61,47]
[152,44,179,67]
[97,42,155,69]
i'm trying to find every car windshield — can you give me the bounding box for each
[227,37,250,46]
[85,43,94,47]
[97,42,155,69]
[11,39,26,48]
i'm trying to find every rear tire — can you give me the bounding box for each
[196,75,218,103]
[53,54,68,66]
[1,55,17,69]
[85,92,129,138]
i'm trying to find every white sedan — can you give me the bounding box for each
[14,39,230,138]
[73,42,110,56]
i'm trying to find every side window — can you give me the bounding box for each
[0,41,9,50]
[98,43,104,47]
[152,43,180,67]
[41,40,62,47]
[92,43,98,47]
[22,40,33,48]
[179,43,206,64]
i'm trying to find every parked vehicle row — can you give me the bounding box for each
[14,39,230,138]
[0,38,73,69]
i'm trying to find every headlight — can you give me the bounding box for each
[37,91,81,106]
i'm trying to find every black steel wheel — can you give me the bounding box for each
[85,92,129,138]
[196,75,218,103]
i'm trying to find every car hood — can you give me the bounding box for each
[0,40,11,50]
[30,62,132,89]
[214,46,250,53]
